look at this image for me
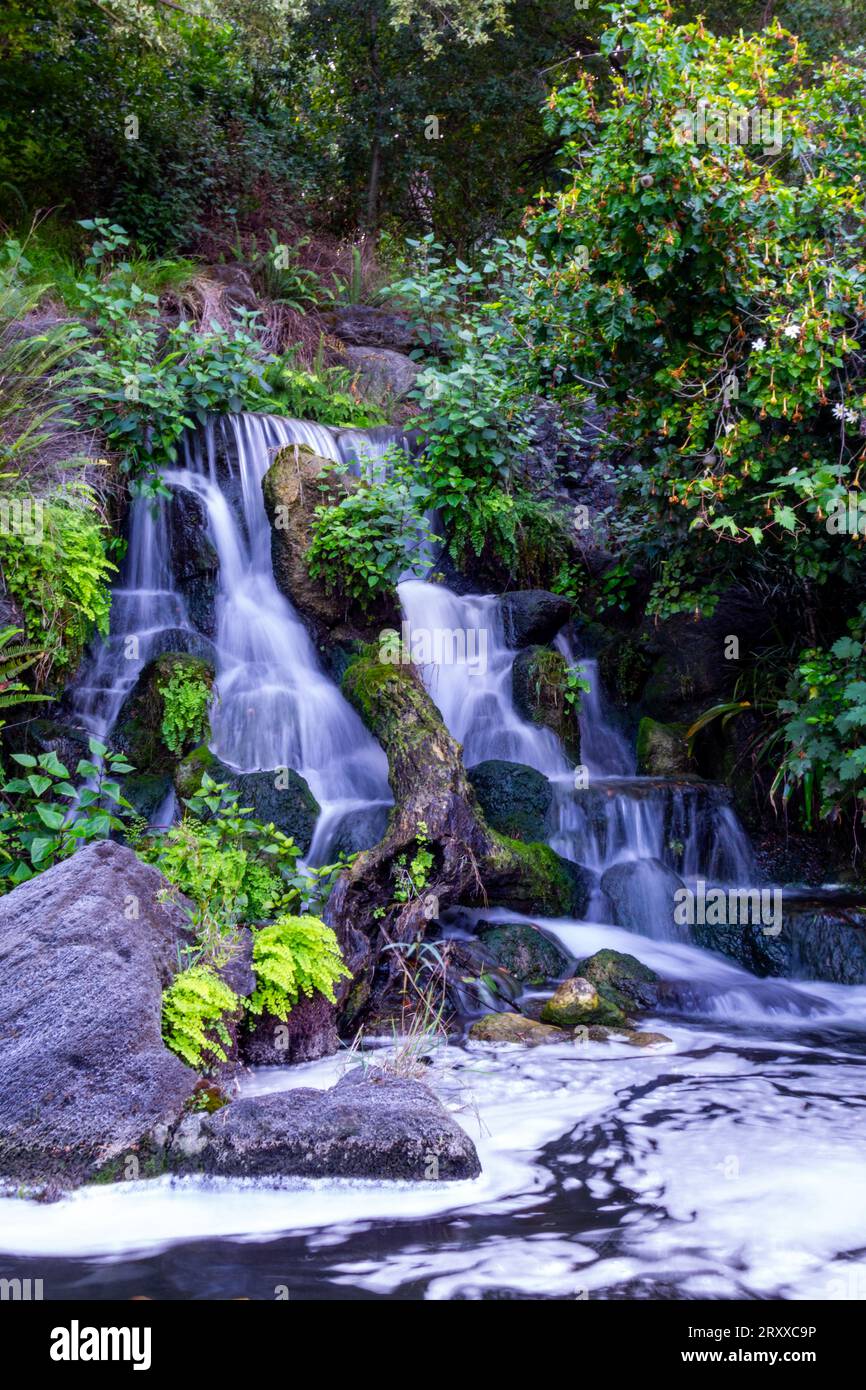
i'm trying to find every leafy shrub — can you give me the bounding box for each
[0,483,115,686]
[249,914,351,1021]
[161,965,241,1070]
[0,738,133,890]
[158,664,213,756]
[265,358,388,428]
[307,450,434,610]
[774,610,866,829]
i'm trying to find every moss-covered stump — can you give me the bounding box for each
[511,647,581,761]
[174,745,320,854]
[113,652,214,772]
[636,717,691,776]
[261,443,397,640]
[329,651,582,1021]
[467,758,552,842]
[476,921,571,984]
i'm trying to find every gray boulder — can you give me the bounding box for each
[0,841,198,1185]
[324,305,427,353]
[169,1069,481,1180]
[341,345,420,404]
[500,591,571,648]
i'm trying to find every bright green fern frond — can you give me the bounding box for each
[249,914,351,1021]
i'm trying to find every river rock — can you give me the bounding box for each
[693,898,866,984]
[512,646,581,762]
[601,858,685,938]
[241,992,339,1066]
[166,487,219,637]
[0,841,198,1185]
[168,1069,480,1180]
[476,921,571,983]
[113,652,214,772]
[468,758,552,842]
[540,976,627,1028]
[575,948,660,1011]
[500,591,571,648]
[469,1013,566,1046]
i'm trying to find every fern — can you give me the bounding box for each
[0,626,49,718]
[161,965,240,1070]
[249,914,351,1021]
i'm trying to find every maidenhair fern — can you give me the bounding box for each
[249,914,351,1020]
[162,965,240,1070]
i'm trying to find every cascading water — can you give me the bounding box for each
[7,453,866,1303]
[68,412,406,860]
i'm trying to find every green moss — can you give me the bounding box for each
[490,833,576,915]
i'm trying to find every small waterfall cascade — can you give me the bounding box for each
[397,578,754,939]
[68,413,410,860]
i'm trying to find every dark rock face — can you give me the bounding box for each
[323,305,427,354]
[174,747,320,854]
[477,921,571,983]
[600,858,686,937]
[693,898,866,984]
[167,489,219,638]
[0,842,198,1185]
[500,591,571,649]
[468,758,552,842]
[636,717,690,776]
[512,646,581,762]
[241,992,339,1066]
[169,1069,481,1181]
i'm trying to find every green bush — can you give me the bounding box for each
[249,914,351,1021]
[161,965,241,1070]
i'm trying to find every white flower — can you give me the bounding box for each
[724,422,736,434]
[783,323,801,339]
[833,403,859,425]
[752,337,767,351]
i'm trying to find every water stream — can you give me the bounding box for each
[9,412,864,1301]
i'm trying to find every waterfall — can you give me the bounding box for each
[68,412,410,861]
[396,577,754,940]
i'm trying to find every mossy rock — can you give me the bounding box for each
[477,921,571,984]
[540,976,627,1029]
[113,653,214,772]
[468,758,552,842]
[598,634,652,708]
[488,834,592,917]
[636,717,691,776]
[575,948,660,1012]
[173,746,320,854]
[512,647,581,762]
[469,1013,565,1046]
[122,772,174,824]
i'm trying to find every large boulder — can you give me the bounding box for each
[500,591,571,649]
[467,759,552,843]
[476,921,571,984]
[636,717,691,776]
[0,842,198,1185]
[693,895,866,984]
[601,858,686,939]
[340,345,420,405]
[512,647,581,762]
[174,746,320,853]
[168,1069,480,1180]
[323,305,431,354]
[575,948,660,1012]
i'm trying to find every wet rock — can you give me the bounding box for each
[122,772,174,825]
[476,921,571,984]
[468,758,552,842]
[0,842,198,1185]
[694,896,866,985]
[540,976,627,1028]
[166,488,219,638]
[601,858,685,938]
[597,633,653,708]
[113,652,214,772]
[623,1030,672,1047]
[340,345,420,404]
[500,591,571,649]
[575,948,660,1011]
[512,647,580,762]
[469,1013,565,1046]
[168,1069,480,1180]
[636,717,691,777]
[173,746,320,853]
